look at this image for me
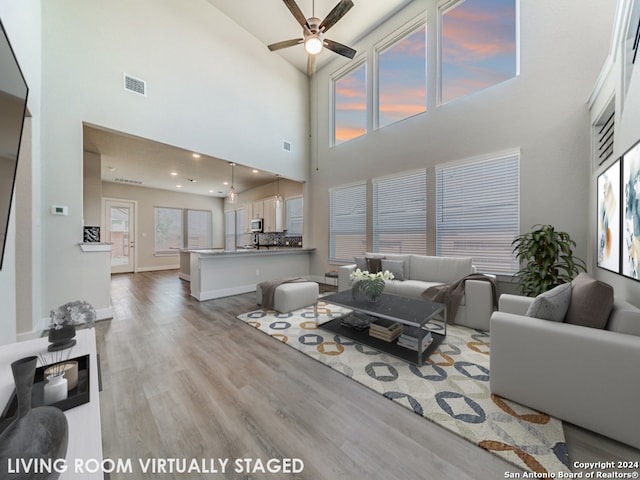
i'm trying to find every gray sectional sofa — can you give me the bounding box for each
[490,292,640,449]
[338,253,495,331]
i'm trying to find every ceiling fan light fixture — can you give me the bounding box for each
[304,34,323,55]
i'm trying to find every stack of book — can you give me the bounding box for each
[397,327,433,351]
[369,318,403,342]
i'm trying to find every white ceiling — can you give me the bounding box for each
[206,0,414,74]
[84,1,413,197]
[84,125,280,198]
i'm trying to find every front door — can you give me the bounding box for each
[104,199,136,274]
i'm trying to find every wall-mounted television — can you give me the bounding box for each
[0,17,29,271]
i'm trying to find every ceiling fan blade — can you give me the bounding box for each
[307,54,316,77]
[282,0,311,31]
[268,38,304,51]
[319,0,354,33]
[324,39,356,59]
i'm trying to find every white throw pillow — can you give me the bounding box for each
[525,282,572,322]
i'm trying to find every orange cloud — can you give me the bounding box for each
[442,2,516,63]
[336,102,367,112]
[335,126,366,142]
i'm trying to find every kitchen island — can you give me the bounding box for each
[187,248,315,301]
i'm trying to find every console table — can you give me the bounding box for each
[0,329,103,479]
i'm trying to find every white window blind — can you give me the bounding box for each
[224,210,235,251]
[373,169,427,254]
[187,209,212,249]
[154,207,183,254]
[436,153,520,274]
[329,183,367,262]
[285,197,303,236]
[235,208,250,248]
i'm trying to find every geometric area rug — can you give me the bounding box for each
[237,300,571,475]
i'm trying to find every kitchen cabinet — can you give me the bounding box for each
[252,200,264,220]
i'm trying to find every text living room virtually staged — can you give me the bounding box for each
[1,0,640,479]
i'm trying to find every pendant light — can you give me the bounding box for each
[275,175,283,208]
[227,162,237,204]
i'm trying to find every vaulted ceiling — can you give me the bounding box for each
[206,0,414,74]
[86,1,414,196]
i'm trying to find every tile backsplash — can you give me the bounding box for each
[255,232,302,248]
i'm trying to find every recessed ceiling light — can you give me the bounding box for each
[209,189,214,193]
[252,169,259,173]
[223,181,229,186]
[192,153,200,158]
[176,185,182,188]
[171,172,178,176]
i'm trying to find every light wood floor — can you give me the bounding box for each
[96,270,640,479]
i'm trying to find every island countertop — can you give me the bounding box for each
[192,247,315,256]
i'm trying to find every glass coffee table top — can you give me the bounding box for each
[320,291,446,366]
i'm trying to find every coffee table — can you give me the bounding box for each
[320,291,446,366]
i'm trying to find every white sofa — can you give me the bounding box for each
[490,294,640,449]
[337,253,495,331]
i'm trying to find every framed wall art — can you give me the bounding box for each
[622,140,640,280]
[597,158,621,273]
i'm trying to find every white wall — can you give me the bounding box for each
[39,0,309,319]
[589,0,640,305]
[308,0,616,284]
[0,0,42,344]
[102,181,225,270]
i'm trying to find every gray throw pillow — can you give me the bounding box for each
[354,256,368,272]
[564,272,614,329]
[525,282,572,322]
[381,259,405,281]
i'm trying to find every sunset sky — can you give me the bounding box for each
[334,0,517,144]
[441,0,517,103]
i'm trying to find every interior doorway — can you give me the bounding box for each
[104,198,136,274]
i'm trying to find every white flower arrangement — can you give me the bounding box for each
[349,269,395,283]
[349,269,394,301]
[49,300,96,330]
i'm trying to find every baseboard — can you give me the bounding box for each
[95,306,114,321]
[195,284,257,301]
[17,329,41,342]
[135,265,180,273]
[178,272,191,282]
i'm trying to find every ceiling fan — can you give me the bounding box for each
[268,0,357,76]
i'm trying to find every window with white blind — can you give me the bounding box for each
[154,207,212,254]
[285,197,303,236]
[235,208,250,248]
[436,152,520,274]
[329,183,367,262]
[373,169,427,254]
[224,210,235,251]
[154,207,183,254]
[187,209,212,249]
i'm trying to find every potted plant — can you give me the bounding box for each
[349,269,394,302]
[48,301,96,351]
[512,224,587,297]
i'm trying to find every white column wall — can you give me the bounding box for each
[39,0,309,319]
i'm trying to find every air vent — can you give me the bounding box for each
[123,73,146,96]
[283,140,292,152]
[114,178,143,185]
[594,98,615,165]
